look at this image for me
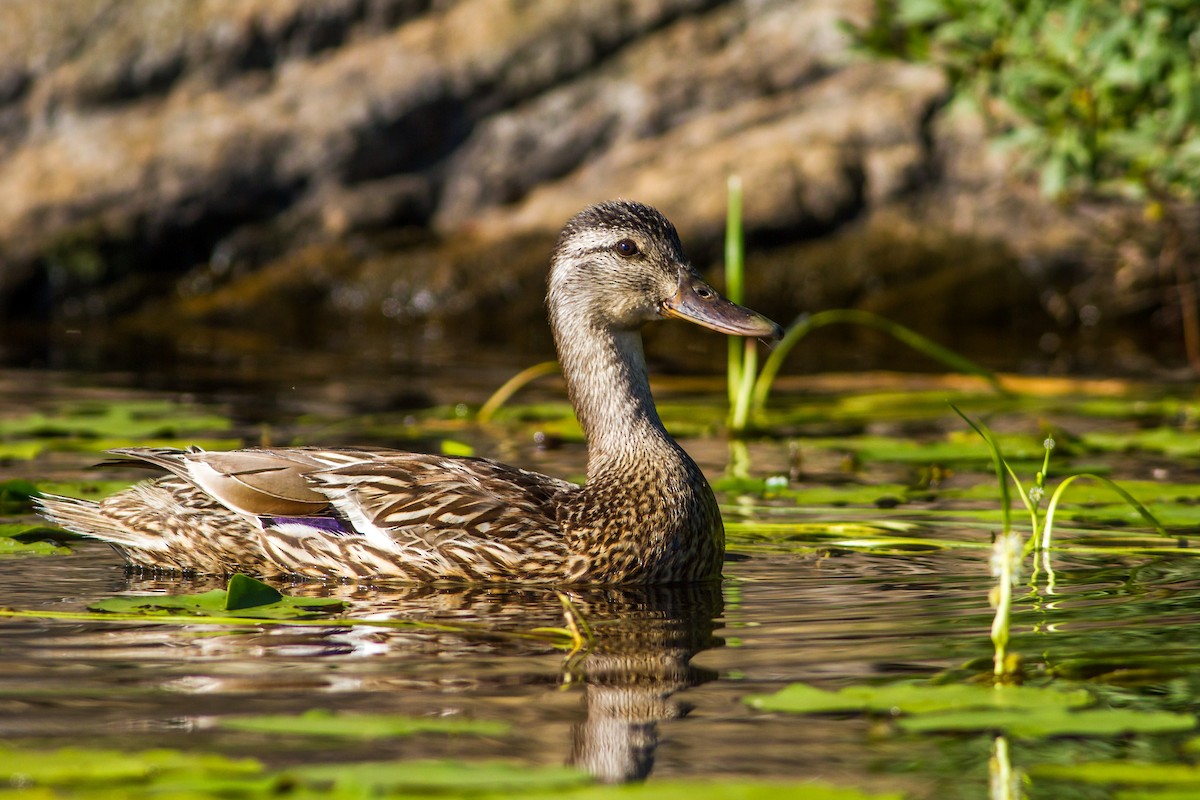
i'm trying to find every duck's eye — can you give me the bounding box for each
[695,286,713,299]
[614,238,639,257]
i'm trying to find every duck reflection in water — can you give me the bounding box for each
[113,572,723,785]
[565,583,722,783]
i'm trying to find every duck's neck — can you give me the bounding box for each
[552,317,678,475]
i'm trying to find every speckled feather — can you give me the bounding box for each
[36,200,777,585]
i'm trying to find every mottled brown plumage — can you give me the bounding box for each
[37,200,780,584]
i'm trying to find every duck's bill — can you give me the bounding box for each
[661,278,783,339]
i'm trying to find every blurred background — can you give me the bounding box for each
[0,0,1196,391]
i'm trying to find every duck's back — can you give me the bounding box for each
[37,447,579,583]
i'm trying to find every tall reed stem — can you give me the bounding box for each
[725,176,746,419]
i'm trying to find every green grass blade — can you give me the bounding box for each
[477,361,560,423]
[1042,473,1169,551]
[752,309,1005,413]
[951,404,1014,536]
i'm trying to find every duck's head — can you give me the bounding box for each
[547,200,782,339]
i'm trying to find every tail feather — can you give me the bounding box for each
[36,480,275,575]
[34,493,168,552]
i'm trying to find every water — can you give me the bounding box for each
[4,543,1197,798]
[0,544,984,788]
[2,365,1199,799]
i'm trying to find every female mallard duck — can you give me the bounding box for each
[38,200,781,584]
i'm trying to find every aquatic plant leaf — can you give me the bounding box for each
[292,759,591,794]
[89,583,345,619]
[31,479,137,501]
[1071,396,1200,420]
[0,441,44,460]
[0,478,39,506]
[1067,502,1200,529]
[0,745,261,787]
[220,708,510,739]
[0,535,71,558]
[714,477,913,506]
[0,743,897,800]
[0,400,232,439]
[725,521,970,554]
[223,574,284,610]
[42,437,242,455]
[0,522,79,542]
[745,682,1090,715]
[1083,428,1200,458]
[899,707,1195,738]
[725,521,919,539]
[564,781,903,800]
[1027,760,1200,785]
[801,434,1044,465]
[0,522,76,557]
[744,682,870,713]
[439,439,475,457]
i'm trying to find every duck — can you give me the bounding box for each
[37,200,782,584]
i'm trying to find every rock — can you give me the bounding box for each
[0,0,1177,369]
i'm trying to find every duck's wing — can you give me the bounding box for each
[261,453,578,581]
[106,446,388,517]
[91,447,578,581]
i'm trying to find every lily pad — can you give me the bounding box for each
[223,573,284,610]
[801,432,1047,465]
[0,440,45,459]
[1027,760,1200,785]
[899,707,1195,737]
[0,745,261,787]
[0,538,71,558]
[0,478,39,508]
[292,759,591,794]
[34,479,140,500]
[0,524,74,557]
[89,575,345,619]
[564,782,904,800]
[745,682,1091,716]
[0,743,900,799]
[1082,428,1200,458]
[746,681,1195,740]
[0,400,232,440]
[220,708,510,739]
[725,521,972,554]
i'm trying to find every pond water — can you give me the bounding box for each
[1,360,1199,800]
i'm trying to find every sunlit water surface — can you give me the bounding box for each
[2,366,1200,800]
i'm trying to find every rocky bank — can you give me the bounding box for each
[0,0,1188,371]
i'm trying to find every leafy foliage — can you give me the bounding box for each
[854,0,1200,200]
